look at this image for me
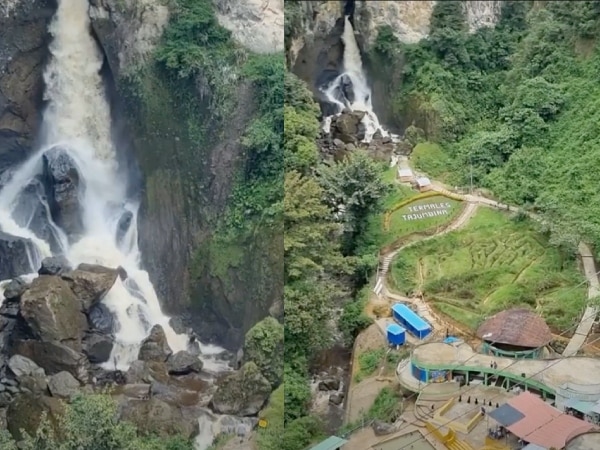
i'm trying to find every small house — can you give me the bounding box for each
[416,177,432,192]
[397,168,414,183]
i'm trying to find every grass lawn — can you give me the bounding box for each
[411,142,453,182]
[387,195,463,238]
[389,207,587,333]
[358,189,464,254]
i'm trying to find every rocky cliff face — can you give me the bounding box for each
[0,0,55,176]
[0,0,279,351]
[212,0,284,54]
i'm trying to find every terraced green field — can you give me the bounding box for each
[389,208,587,332]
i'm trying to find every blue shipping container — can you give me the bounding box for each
[392,303,432,339]
[386,323,406,345]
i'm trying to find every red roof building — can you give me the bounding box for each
[489,392,595,449]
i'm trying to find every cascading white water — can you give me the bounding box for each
[321,16,391,142]
[0,0,229,374]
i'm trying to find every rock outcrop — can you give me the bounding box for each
[42,146,84,241]
[61,264,119,310]
[211,362,271,416]
[0,232,35,280]
[20,276,87,343]
[212,0,283,54]
[0,0,54,174]
[138,325,172,363]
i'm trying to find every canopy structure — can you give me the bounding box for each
[309,436,348,450]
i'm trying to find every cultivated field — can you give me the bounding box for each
[390,207,587,333]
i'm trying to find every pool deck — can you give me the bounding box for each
[398,341,600,394]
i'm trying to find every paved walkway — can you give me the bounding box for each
[398,341,600,393]
[563,243,600,356]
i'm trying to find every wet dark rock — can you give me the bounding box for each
[2,277,28,301]
[87,302,114,334]
[372,419,399,436]
[0,301,20,318]
[138,325,172,362]
[126,360,168,385]
[330,111,365,144]
[82,332,113,364]
[19,373,48,395]
[167,351,203,375]
[116,210,133,245]
[42,147,84,241]
[121,383,150,399]
[38,256,71,276]
[318,378,340,391]
[329,392,344,405]
[0,232,34,280]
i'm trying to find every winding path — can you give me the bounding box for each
[377,167,599,356]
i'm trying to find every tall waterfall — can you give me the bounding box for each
[322,16,389,142]
[0,0,226,373]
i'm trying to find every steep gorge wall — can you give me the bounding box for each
[0,0,281,351]
[287,0,502,129]
[0,0,55,175]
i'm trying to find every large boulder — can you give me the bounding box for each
[126,360,169,384]
[167,351,203,375]
[38,256,71,276]
[331,111,366,144]
[0,232,35,280]
[210,362,272,416]
[138,325,172,362]
[14,340,89,382]
[82,332,113,364]
[149,380,199,407]
[20,275,87,342]
[87,302,114,334]
[118,397,199,439]
[48,371,80,398]
[2,277,28,301]
[42,146,84,241]
[7,394,64,440]
[7,354,44,378]
[61,264,118,310]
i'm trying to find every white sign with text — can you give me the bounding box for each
[402,202,451,221]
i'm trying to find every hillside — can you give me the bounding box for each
[369,1,600,255]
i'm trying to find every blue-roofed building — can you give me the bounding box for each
[391,303,431,339]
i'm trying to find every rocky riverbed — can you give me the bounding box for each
[0,257,270,443]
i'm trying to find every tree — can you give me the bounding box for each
[244,317,284,387]
[316,151,389,251]
[11,395,193,450]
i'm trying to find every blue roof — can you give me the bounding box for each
[392,303,431,332]
[386,323,406,335]
[309,436,348,450]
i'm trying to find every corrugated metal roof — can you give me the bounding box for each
[309,436,348,450]
[488,403,525,427]
[392,303,431,332]
[476,308,552,348]
[416,177,431,186]
[505,392,594,449]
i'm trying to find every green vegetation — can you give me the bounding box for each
[365,387,404,422]
[355,349,387,382]
[256,386,284,450]
[283,71,388,449]
[373,0,600,254]
[244,317,284,387]
[390,208,586,331]
[411,142,453,182]
[0,395,192,450]
[387,196,462,239]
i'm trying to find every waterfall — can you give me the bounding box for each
[321,16,390,142]
[0,0,228,374]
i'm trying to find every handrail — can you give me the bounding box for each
[408,357,555,395]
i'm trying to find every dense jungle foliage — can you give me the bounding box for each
[370,0,600,255]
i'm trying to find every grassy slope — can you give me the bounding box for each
[390,207,586,332]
